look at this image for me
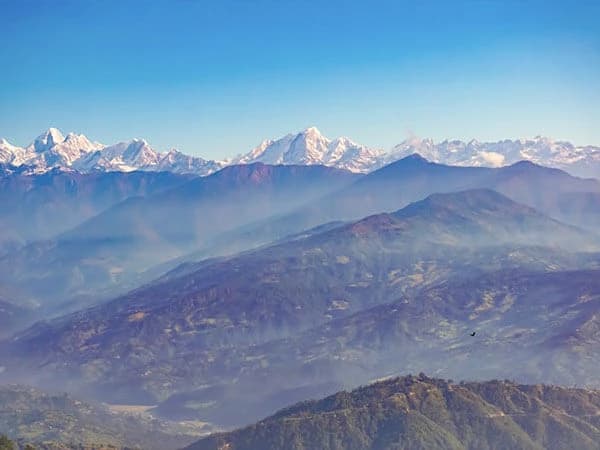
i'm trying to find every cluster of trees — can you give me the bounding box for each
[0,436,12,450]
[0,435,35,450]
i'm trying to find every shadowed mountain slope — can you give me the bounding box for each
[249,156,600,239]
[0,163,358,316]
[179,156,600,271]
[0,168,192,255]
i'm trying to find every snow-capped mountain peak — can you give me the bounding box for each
[63,132,102,148]
[29,127,65,153]
[20,128,103,169]
[71,138,224,175]
[285,126,330,164]
[303,126,320,133]
[385,135,600,178]
[0,137,27,167]
[2,127,600,178]
[234,127,383,172]
[74,139,160,172]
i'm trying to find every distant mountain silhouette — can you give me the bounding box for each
[0,163,357,315]
[0,168,191,254]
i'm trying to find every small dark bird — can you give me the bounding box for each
[470,331,476,337]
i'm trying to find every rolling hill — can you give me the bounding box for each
[187,374,600,450]
[0,384,206,450]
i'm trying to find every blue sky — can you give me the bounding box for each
[1,0,599,158]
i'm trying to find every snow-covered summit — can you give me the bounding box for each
[234,127,384,173]
[1,128,103,170]
[0,137,28,167]
[2,127,600,178]
[0,129,222,176]
[29,128,66,153]
[73,138,224,175]
[386,136,600,178]
[75,139,160,172]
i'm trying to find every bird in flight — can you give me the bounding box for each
[470,331,476,337]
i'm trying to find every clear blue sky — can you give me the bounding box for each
[1,0,599,158]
